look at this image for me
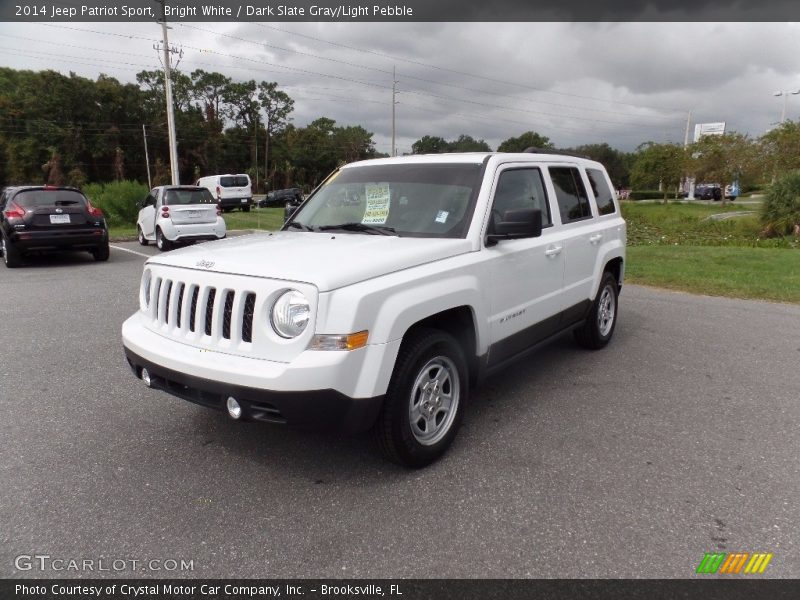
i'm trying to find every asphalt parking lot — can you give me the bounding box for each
[2,241,799,578]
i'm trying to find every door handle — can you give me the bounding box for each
[544,245,563,257]
[589,234,603,244]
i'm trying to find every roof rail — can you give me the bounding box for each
[522,147,591,159]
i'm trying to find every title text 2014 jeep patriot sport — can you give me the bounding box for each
[122,152,626,467]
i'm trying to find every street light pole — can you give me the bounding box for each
[774,89,800,123]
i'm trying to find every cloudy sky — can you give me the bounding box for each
[1,21,799,154]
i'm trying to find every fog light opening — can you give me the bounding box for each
[226,396,242,420]
[141,367,152,387]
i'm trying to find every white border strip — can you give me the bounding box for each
[110,245,151,259]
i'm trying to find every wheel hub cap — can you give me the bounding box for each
[409,356,460,446]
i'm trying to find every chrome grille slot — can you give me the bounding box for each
[152,277,162,321]
[163,280,173,325]
[222,290,235,340]
[204,288,216,337]
[189,286,199,332]
[242,293,256,343]
[175,283,185,329]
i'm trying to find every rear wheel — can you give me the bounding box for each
[1,234,22,268]
[137,226,148,246]
[155,227,172,252]
[574,271,618,350]
[242,205,251,212]
[92,241,110,262]
[374,327,468,468]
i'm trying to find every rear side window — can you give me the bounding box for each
[586,168,616,215]
[549,167,592,223]
[492,168,552,227]
[164,189,215,205]
[14,189,87,208]
[220,176,249,188]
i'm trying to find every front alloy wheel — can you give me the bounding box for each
[375,327,467,467]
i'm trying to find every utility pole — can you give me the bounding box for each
[683,110,694,200]
[154,0,180,185]
[254,120,259,193]
[683,110,692,148]
[142,124,152,189]
[391,66,398,157]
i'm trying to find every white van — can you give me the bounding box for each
[196,174,253,212]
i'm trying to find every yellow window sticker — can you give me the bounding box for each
[363,183,391,224]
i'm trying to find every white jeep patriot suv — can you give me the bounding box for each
[122,152,626,467]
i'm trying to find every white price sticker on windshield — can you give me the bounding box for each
[362,183,390,224]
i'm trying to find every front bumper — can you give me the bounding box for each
[124,347,382,433]
[121,314,385,433]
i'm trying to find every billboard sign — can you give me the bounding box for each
[693,122,726,142]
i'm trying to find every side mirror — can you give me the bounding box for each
[487,208,542,244]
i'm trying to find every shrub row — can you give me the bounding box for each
[83,180,148,227]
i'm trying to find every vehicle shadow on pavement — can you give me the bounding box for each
[2,251,100,269]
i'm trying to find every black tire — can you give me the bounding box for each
[92,241,110,262]
[2,233,22,268]
[374,327,468,468]
[574,271,619,350]
[242,205,251,212]
[155,227,172,252]
[137,226,148,246]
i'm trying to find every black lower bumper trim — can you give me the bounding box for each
[124,347,383,434]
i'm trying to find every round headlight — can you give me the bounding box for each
[140,269,152,311]
[270,290,310,338]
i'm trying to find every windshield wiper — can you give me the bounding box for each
[285,221,315,231]
[318,222,397,235]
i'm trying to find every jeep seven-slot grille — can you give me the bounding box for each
[150,278,256,346]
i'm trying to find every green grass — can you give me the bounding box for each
[622,202,798,249]
[108,207,284,240]
[622,202,799,303]
[626,246,800,303]
[222,207,284,231]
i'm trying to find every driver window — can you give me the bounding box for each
[491,168,552,228]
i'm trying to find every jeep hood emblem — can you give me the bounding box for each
[196,259,215,269]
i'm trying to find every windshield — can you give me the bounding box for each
[288,163,482,238]
[164,189,215,205]
[220,176,249,188]
[15,189,87,208]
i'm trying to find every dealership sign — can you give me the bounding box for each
[693,122,726,142]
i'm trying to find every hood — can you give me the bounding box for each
[147,232,473,291]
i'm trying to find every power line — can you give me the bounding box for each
[252,22,684,114]
[181,22,678,123]
[20,25,681,133]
